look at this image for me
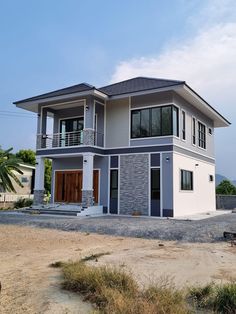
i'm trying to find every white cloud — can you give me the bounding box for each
[111,23,236,111]
[110,1,236,178]
[111,0,236,115]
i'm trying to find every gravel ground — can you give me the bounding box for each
[0,211,235,243]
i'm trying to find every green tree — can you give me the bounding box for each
[216,180,236,195]
[15,149,51,195]
[44,159,52,195]
[15,149,36,165]
[0,148,23,192]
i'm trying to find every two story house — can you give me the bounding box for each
[14,77,230,217]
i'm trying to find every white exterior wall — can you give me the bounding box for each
[173,152,216,216]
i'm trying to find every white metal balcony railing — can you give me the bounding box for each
[36,130,103,149]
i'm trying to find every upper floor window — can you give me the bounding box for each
[182,111,186,140]
[198,121,206,149]
[131,105,179,139]
[192,117,196,145]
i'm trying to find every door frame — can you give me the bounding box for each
[150,166,161,217]
[53,168,100,204]
[58,115,84,133]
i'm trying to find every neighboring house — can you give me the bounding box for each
[14,77,230,217]
[0,163,35,203]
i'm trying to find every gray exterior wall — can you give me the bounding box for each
[51,155,109,206]
[105,98,129,148]
[173,92,214,158]
[162,152,174,216]
[216,195,236,210]
[119,154,149,215]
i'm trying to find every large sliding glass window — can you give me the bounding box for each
[131,105,179,138]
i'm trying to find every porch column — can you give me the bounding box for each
[83,96,95,146]
[82,153,94,207]
[33,156,45,205]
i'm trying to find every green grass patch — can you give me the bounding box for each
[188,282,236,313]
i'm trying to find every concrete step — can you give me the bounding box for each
[37,209,80,216]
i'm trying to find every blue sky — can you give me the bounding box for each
[0,0,235,178]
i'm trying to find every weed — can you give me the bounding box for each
[49,261,64,268]
[14,198,33,209]
[81,252,111,262]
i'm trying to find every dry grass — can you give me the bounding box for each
[61,261,190,314]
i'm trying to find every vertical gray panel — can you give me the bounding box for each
[162,152,173,215]
[94,155,109,206]
[95,102,104,147]
[85,96,95,129]
[119,154,149,215]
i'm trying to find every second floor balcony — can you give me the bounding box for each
[36,129,104,149]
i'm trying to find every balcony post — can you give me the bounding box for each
[33,156,45,205]
[82,153,94,207]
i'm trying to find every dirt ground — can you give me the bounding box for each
[0,225,236,314]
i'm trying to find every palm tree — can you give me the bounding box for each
[0,148,23,193]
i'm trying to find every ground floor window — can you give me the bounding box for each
[180,169,193,191]
[110,169,118,214]
[151,168,161,216]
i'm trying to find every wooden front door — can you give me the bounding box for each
[55,170,99,204]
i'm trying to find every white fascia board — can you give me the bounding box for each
[19,163,36,170]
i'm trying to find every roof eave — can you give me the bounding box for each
[14,89,108,113]
[181,84,231,128]
[102,83,185,99]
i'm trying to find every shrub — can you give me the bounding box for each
[14,198,33,208]
[213,282,236,313]
[188,282,236,313]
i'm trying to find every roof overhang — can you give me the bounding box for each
[177,84,230,128]
[14,89,108,113]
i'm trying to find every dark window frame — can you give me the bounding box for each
[192,117,196,145]
[131,105,179,139]
[182,111,186,140]
[110,169,118,199]
[198,121,206,149]
[180,169,193,191]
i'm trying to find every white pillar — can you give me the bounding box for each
[35,156,45,190]
[82,153,94,207]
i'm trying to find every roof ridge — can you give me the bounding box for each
[100,76,184,89]
[137,76,185,83]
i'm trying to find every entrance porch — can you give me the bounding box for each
[34,154,108,209]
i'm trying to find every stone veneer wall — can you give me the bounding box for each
[82,190,94,207]
[83,129,95,146]
[119,154,149,215]
[33,190,44,205]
